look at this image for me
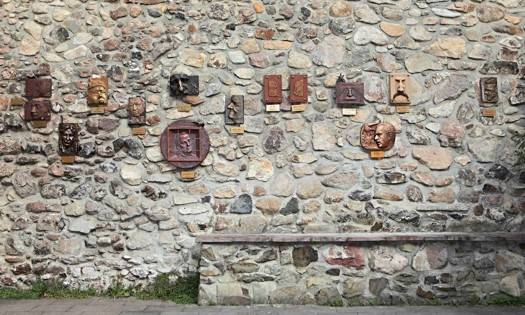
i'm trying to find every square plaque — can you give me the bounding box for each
[25,78,52,99]
[389,74,410,105]
[166,125,204,163]
[263,75,282,104]
[336,82,364,106]
[24,99,51,122]
[170,74,199,97]
[480,77,498,104]
[289,74,308,104]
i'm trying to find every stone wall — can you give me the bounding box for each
[0,0,524,301]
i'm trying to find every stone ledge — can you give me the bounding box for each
[197,232,525,244]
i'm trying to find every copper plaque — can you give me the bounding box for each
[128,97,146,126]
[289,74,308,104]
[25,78,52,99]
[24,99,51,122]
[87,76,108,107]
[225,95,244,125]
[263,75,282,104]
[480,77,498,104]
[169,74,199,97]
[389,74,410,105]
[360,122,396,151]
[336,75,364,106]
[58,123,80,156]
[160,119,210,170]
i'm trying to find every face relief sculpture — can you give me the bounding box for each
[87,76,108,106]
[336,74,365,106]
[390,74,410,105]
[59,123,79,156]
[160,120,210,169]
[360,122,396,151]
[25,100,51,122]
[225,95,244,125]
[128,97,146,125]
[169,74,199,97]
[480,77,498,103]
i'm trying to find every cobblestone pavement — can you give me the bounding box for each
[0,299,525,315]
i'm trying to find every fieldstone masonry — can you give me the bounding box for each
[0,0,524,305]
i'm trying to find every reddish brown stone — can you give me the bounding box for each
[325,246,365,269]
[110,7,128,20]
[289,74,308,104]
[26,201,46,213]
[255,28,276,40]
[12,262,31,275]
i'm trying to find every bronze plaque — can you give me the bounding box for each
[87,76,108,107]
[336,75,364,105]
[58,122,80,156]
[482,108,496,117]
[289,74,308,104]
[25,78,52,99]
[225,95,244,125]
[360,122,396,151]
[390,74,410,105]
[160,119,210,170]
[128,97,146,126]
[263,75,282,104]
[480,77,498,104]
[24,99,51,122]
[170,74,199,97]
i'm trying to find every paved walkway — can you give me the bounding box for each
[0,298,524,315]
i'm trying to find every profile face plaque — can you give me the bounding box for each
[289,74,308,104]
[58,122,80,158]
[160,120,210,170]
[169,74,199,97]
[128,97,146,126]
[225,95,244,125]
[336,75,364,106]
[389,74,410,105]
[87,76,108,106]
[360,122,396,151]
[480,77,498,104]
[24,99,51,128]
[25,78,52,99]
[263,75,282,105]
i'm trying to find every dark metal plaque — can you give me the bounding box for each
[480,77,498,103]
[160,119,210,170]
[169,74,199,97]
[58,123,80,156]
[128,96,146,126]
[336,81,364,105]
[389,74,410,105]
[87,76,109,107]
[225,95,244,125]
[25,78,52,99]
[360,122,396,151]
[289,74,308,104]
[24,99,51,122]
[263,75,282,104]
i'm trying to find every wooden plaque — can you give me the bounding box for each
[61,156,75,164]
[90,107,105,114]
[370,151,385,159]
[132,127,146,135]
[289,74,308,104]
[180,170,196,179]
[230,126,245,134]
[177,103,192,112]
[396,105,410,113]
[31,121,48,128]
[291,104,306,112]
[263,75,282,104]
[482,108,496,117]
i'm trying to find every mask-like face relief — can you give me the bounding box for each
[480,77,498,103]
[25,100,51,121]
[169,75,199,97]
[178,132,192,154]
[128,98,145,117]
[360,122,396,151]
[87,76,108,106]
[390,74,410,105]
[59,123,79,155]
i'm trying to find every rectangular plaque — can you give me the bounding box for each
[180,170,196,179]
[61,156,75,164]
[31,121,48,128]
[482,108,496,117]
[132,127,146,135]
[370,150,385,159]
[90,107,105,114]
[291,104,306,112]
[336,82,365,105]
[230,126,245,134]
[177,103,192,112]
[24,99,51,122]
[480,77,498,104]
[25,78,52,99]
[396,105,410,113]
[263,75,282,104]
[342,108,357,116]
[390,74,410,105]
[289,74,308,104]
[266,104,280,112]
[225,95,244,125]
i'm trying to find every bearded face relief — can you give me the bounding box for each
[24,99,51,122]
[480,77,498,104]
[87,76,108,106]
[169,74,199,97]
[225,95,244,125]
[128,97,146,125]
[59,123,80,156]
[390,74,410,105]
[360,122,396,151]
[160,120,210,169]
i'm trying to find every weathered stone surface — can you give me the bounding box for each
[468,138,498,163]
[263,127,287,154]
[324,246,365,268]
[412,244,448,271]
[354,26,389,45]
[477,4,505,23]
[405,53,442,73]
[412,146,454,170]
[312,35,346,68]
[369,247,409,275]
[424,37,466,59]
[246,158,274,181]
[297,177,324,199]
[312,122,337,151]
[120,164,144,186]
[293,246,318,267]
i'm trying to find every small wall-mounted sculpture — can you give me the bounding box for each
[128,97,146,126]
[87,76,108,114]
[480,77,498,104]
[361,122,396,158]
[390,74,410,109]
[336,74,365,106]
[24,99,51,128]
[160,119,210,170]
[225,95,244,125]
[169,74,199,97]
[289,74,308,104]
[25,78,52,99]
[264,75,282,111]
[58,121,80,163]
